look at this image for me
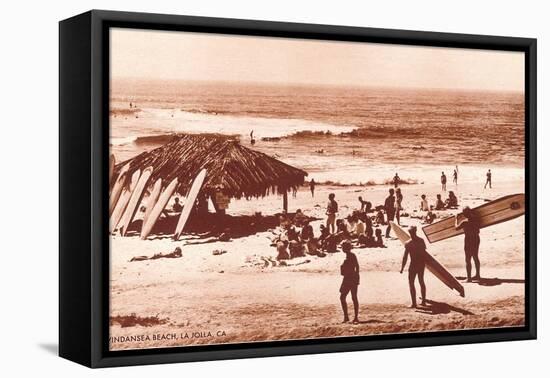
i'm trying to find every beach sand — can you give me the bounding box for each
[109,174,525,351]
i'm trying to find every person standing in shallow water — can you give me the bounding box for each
[484,169,492,189]
[326,193,338,234]
[339,240,360,323]
[310,178,315,197]
[456,206,481,282]
[400,226,427,308]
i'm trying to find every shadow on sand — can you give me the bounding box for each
[416,299,474,316]
[122,212,320,241]
[455,276,525,287]
[38,343,58,355]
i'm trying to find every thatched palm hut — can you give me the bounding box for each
[114,134,307,212]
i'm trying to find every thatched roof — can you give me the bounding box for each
[114,134,308,199]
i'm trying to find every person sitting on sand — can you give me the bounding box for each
[301,221,314,241]
[384,188,396,238]
[276,240,290,260]
[339,240,360,324]
[423,211,436,224]
[400,226,427,308]
[456,206,481,282]
[326,193,338,234]
[289,240,306,258]
[287,226,300,242]
[446,191,458,209]
[172,197,183,213]
[375,210,385,226]
[420,194,429,211]
[374,228,386,248]
[336,219,351,239]
[293,208,308,227]
[435,194,445,210]
[358,196,370,212]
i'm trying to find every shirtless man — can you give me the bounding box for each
[456,207,481,281]
[400,226,427,308]
[339,240,360,323]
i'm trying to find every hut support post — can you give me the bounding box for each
[283,191,288,213]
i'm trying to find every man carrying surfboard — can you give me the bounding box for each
[400,226,427,308]
[339,240,360,323]
[455,207,481,282]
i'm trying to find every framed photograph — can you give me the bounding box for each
[59,10,536,368]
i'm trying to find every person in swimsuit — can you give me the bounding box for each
[400,226,427,308]
[339,240,360,323]
[326,193,338,234]
[441,172,447,191]
[484,169,492,189]
[384,189,396,237]
[456,207,481,281]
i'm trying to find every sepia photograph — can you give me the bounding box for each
[108,27,526,351]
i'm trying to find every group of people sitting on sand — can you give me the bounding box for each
[418,191,459,224]
[273,201,388,260]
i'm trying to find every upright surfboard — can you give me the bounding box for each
[173,169,207,241]
[110,169,141,233]
[109,154,115,190]
[423,193,525,243]
[119,167,153,236]
[143,178,162,225]
[140,178,179,240]
[391,221,465,297]
[109,163,130,216]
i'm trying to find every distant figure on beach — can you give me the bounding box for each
[400,226,427,308]
[420,194,429,211]
[310,179,316,197]
[395,188,403,225]
[129,102,133,108]
[435,194,445,210]
[456,207,481,282]
[172,197,183,213]
[339,240,360,323]
[453,166,458,185]
[441,171,447,191]
[326,193,338,234]
[393,173,400,188]
[250,130,255,145]
[484,169,492,189]
[384,188,396,238]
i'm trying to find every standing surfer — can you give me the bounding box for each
[339,240,360,323]
[456,207,481,282]
[441,171,447,191]
[453,166,458,186]
[384,189,396,238]
[484,169,492,189]
[326,193,338,234]
[400,226,427,308]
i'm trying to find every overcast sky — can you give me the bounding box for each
[111,28,524,92]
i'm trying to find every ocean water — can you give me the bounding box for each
[110,79,525,185]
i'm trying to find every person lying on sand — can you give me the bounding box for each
[339,240,360,324]
[445,191,458,209]
[400,226,427,308]
[130,247,183,262]
[435,194,445,210]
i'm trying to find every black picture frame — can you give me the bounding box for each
[59,9,537,368]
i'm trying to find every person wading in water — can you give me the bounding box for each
[400,226,427,308]
[456,206,481,282]
[339,240,360,323]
